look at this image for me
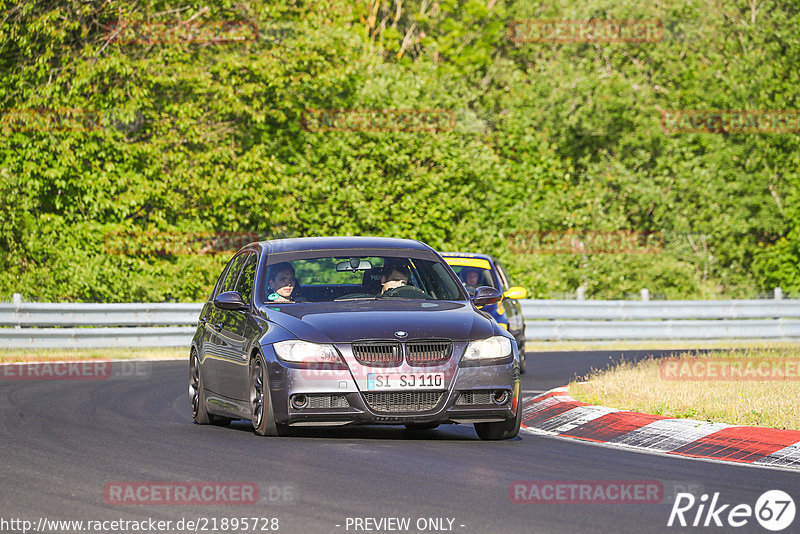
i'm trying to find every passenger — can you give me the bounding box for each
[380,263,411,295]
[265,262,299,303]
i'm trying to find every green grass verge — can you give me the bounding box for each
[569,346,800,431]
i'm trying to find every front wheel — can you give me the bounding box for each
[474,401,522,440]
[190,351,231,426]
[189,350,211,424]
[250,353,290,437]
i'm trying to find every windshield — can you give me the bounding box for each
[448,265,495,290]
[261,253,465,303]
[442,257,496,294]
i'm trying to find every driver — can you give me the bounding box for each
[379,263,411,295]
[265,262,300,303]
[462,268,482,290]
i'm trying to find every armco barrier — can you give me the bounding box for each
[0,302,201,327]
[519,299,800,320]
[520,300,800,341]
[1,299,799,349]
[0,326,198,349]
[0,302,203,349]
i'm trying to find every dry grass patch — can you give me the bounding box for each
[569,346,800,430]
[0,347,186,363]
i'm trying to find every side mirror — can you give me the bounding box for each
[472,286,502,307]
[214,291,248,311]
[503,286,528,299]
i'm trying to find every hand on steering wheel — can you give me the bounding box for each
[382,285,432,299]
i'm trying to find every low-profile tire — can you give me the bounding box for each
[189,350,212,425]
[474,400,522,441]
[404,423,440,431]
[250,353,290,437]
[518,343,527,375]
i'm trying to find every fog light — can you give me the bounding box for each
[492,390,509,405]
[291,394,308,409]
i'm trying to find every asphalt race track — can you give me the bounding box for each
[1,351,798,534]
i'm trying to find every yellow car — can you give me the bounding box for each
[440,253,528,373]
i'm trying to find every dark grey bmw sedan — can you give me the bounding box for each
[189,236,521,440]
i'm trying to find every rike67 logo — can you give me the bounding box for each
[668,490,795,531]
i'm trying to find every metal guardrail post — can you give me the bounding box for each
[12,293,21,329]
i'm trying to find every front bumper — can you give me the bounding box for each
[265,345,520,426]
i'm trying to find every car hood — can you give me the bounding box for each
[258,300,495,343]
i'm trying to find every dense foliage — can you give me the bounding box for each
[1,0,798,301]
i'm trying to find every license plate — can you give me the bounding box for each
[366,372,444,391]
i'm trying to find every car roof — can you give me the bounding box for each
[261,236,432,254]
[440,251,495,262]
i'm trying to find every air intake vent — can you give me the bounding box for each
[363,391,445,413]
[306,394,350,409]
[456,390,493,405]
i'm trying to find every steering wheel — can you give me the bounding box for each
[381,285,433,299]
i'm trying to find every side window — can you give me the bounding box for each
[234,253,258,302]
[211,257,236,299]
[219,253,248,294]
[494,261,511,291]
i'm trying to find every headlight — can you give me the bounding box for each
[273,340,341,363]
[463,336,512,361]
